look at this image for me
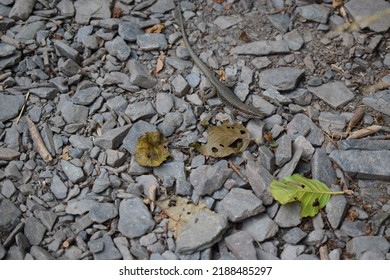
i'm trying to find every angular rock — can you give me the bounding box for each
[113,237,133,260]
[0,50,21,71]
[118,22,144,42]
[219,188,265,222]
[30,246,54,260]
[0,43,16,57]
[362,90,390,116]
[89,203,118,223]
[54,40,82,64]
[61,160,85,183]
[225,231,257,260]
[275,134,292,166]
[24,217,46,246]
[106,149,126,167]
[72,86,101,106]
[105,36,131,61]
[136,34,168,51]
[281,244,305,260]
[92,170,111,193]
[213,15,243,29]
[346,236,390,258]
[154,161,186,181]
[118,197,155,238]
[60,101,89,124]
[242,213,279,242]
[246,159,274,205]
[231,40,289,56]
[65,199,98,215]
[69,135,93,150]
[0,199,21,231]
[94,124,131,150]
[9,0,35,20]
[340,220,366,237]
[127,59,157,89]
[338,139,390,151]
[286,113,324,146]
[92,235,122,260]
[276,148,302,180]
[274,202,302,228]
[303,229,325,246]
[122,121,157,154]
[36,211,57,231]
[283,29,304,51]
[15,21,45,41]
[176,211,228,255]
[329,150,390,180]
[125,100,156,121]
[311,148,336,187]
[307,82,354,109]
[50,175,68,199]
[259,67,305,91]
[0,147,20,161]
[0,93,24,122]
[296,4,330,24]
[29,87,58,100]
[325,185,348,229]
[74,0,111,24]
[189,164,232,196]
[282,227,308,245]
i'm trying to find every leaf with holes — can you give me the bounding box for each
[270,174,345,217]
[134,131,170,167]
[193,124,251,158]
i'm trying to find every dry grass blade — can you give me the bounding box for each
[26,116,53,163]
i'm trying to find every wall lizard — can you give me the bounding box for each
[175,5,266,119]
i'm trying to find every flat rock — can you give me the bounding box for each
[344,0,390,32]
[9,0,35,20]
[30,246,54,260]
[362,90,390,116]
[24,217,46,246]
[329,150,390,180]
[105,36,131,61]
[296,4,330,24]
[282,227,308,245]
[340,220,366,237]
[213,15,243,30]
[0,93,24,122]
[60,101,89,124]
[281,244,305,260]
[0,43,16,57]
[286,113,324,146]
[92,235,122,260]
[338,139,390,150]
[136,33,168,51]
[275,134,292,166]
[61,160,85,183]
[231,40,289,56]
[94,124,131,150]
[36,211,57,231]
[175,210,228,255]
[72,86,101,106]
[0,147,20,161]
[29,87,58,100]
[89,203,118,223]
[0,50,21,70]
[325,185,348,229]
[118,197,155,238]
[50,175,68,199]
[118,22,143,42]
[274,202,302,228]
[0,199,21,231]
[69,135,93,150]
[65,199,98,215]
[224,231,256,260]
[74,0,111,24]
[259,67,305,91]
[311,148,336,187]
[219,188,265,222]
[127,59,157,89]
[242,213,279,242]
[15,21,45,41]
[307,82,354,109]
[246,160,274,205]
[190,164,232,196]
[346,236,390,258]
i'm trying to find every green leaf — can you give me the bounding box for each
[270,174,344,217]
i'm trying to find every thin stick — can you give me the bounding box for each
[228,160,248,182]
[16,91,30,124]
[26,116,53,163]
[347,125,382,139]
[319,245,330,260]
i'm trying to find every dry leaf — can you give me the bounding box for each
[134,131,170,167]
[332,0,344,9]
[157,196,209,238]
[112,6,122,18]
[239,32,251,43]
[192,124,251,158]
[219,69,225,81]
[151,51,165,77]
[146,23,165,34]
[60,146,72,160]
[346,107,365,134]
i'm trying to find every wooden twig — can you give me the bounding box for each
[16,91,30,124]
[319,245,330,260]
[228,160,248,183]
[26,116,53,163]
[347,125,382,139]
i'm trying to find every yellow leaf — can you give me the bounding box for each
[146,23,165,34]
[134,131,170,167]
[194,124,251,158]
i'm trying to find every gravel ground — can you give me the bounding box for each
[0,0,390,260]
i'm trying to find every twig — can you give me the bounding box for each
[16,91,30,124]
[319,245,330,260]
[347,125,382,139]
[26,116,53,163]
[228,160,248,182]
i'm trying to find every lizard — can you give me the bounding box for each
[175,5,266,119]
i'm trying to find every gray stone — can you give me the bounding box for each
[242,213,279,242]
[155,92,174,115]
[329,150,390,180]
[0,93,24,122]
[256,249,280,260]
[231,40,289,56]
[293,136,315,160]
[113,237,133,260]
[346,236,390,259]
[127,59,157,89]
[219,188,265,222]
[9,0,34,20]
[64,246,83,260]
[283,29,304,51]
[282,227,308,245]
[303,229,325,246]
[338,139,390,151]
[106,96,128,114]
[0,50,21,70]
[69,135,93,150]
[74,0,111,24]
[1,179,16,198]
[94,124,131,150]
[359,250,386,260]
[175,210,228,255]
[246,159,274,205]
[57,0,75,16]
[189,164,232,196]
[307,82,354,109]
[89,203,118,223]
[225,231,256,260]
[286,113,324,146]
[340,220,366,237]
[24,217,46,246]
[92,170,111,193]
[118,197,155,238]
[72,86,101,106]
[0,43,15,57]
[139,233,157,247]
[71,215,93,234]
[51,175,68,199]
[277,148,302,180]
[213,15,243,29]
[105,36,131,61]
[259,67,305,91]
[92,235,122,260]
[88,238,104,253]
[0,199,21,231]
[344,0,390,32]
[118,22,143,42]
[0,147,20,161]
[325,185,348,229]
[257,145,275,172]
[149,0,175,13]
[61,101,89,124]
[311,148,336,187]
[106,149,126,167]
[267,13,291,33]
[36,211,57,231]
[154,161,186,181]
[362,90,390,116]
[30,246,54,260]
[137,33,168,51]
[158,112,183,136]
[296,4,330,24]
[281,244,305,260]
[274,202,302,228]
[65,199,98,215]
[319,112,347,133]
[61,160,85,183]
[54,41,82,64]
[125,100,156,121]
[262,88,292,104]
[122,121,157,154]
[15,21,45,41]
[275,134,292,166]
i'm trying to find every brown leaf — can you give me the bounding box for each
[146,23,165,34]
[332,0,344,9]
[112,6,122,18]
[239,32,251,43]
[151,51,165,77]
[60,146,72,160]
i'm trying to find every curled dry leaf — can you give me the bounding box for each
[146,23,165,34]
[134,131,170,167]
